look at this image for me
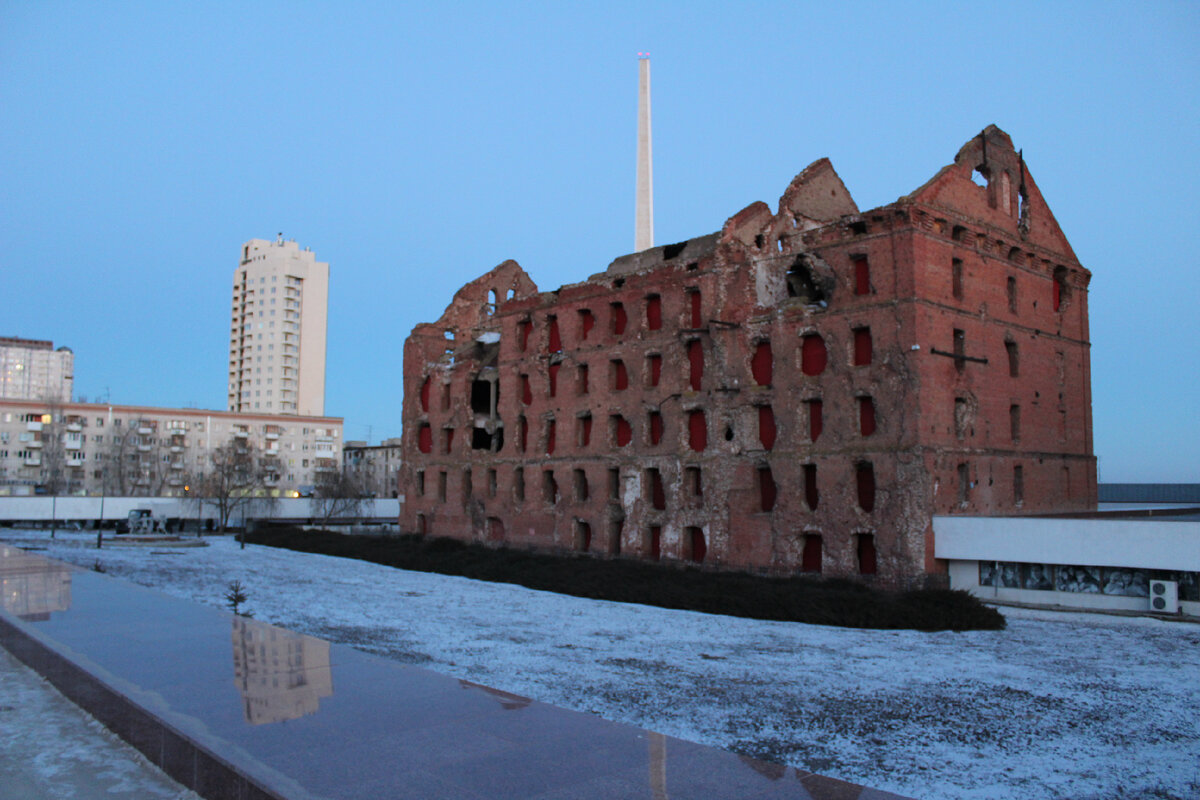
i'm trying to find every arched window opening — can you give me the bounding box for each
[804,464,819,511]
[687,340,704,390]
[758,466,776,512]
[801,534,822,573]
[856,533,877,575]
[801,334,827,376]
[688,410,707,452]
[686,527,706,564]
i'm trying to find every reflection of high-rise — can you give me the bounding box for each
[231,617,333,725]
[0,546,71,621]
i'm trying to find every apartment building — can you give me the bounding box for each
[229,237,329,417]
[342,438,403,498]
[0,399,342,497]
[0,337,74,403]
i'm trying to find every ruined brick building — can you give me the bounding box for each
[398,127,1096,583]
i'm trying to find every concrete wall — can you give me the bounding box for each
[0,497,401,525]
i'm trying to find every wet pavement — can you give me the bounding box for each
[0,545,911,799]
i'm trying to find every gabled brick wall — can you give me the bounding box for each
[398,127,1096,584]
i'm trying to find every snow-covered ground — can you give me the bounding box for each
[4,529,1198,800]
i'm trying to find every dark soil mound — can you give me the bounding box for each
[244,527,1005,632]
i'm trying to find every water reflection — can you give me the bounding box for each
[231,616,333,725]
[457,678,531,710]
[0,545,72,621]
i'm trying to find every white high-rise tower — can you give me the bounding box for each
[636,54,654,252]
[229,236,328,417]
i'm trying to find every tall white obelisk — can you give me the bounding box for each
[635,53,654,252]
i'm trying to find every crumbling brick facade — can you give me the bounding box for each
[398,127,1096,583]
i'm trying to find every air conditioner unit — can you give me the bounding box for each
[1149,580,1179,614]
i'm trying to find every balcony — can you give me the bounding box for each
[234,430,249,439]
[65,439,83,450]
[170,461,185,470]
[26,421,43,432]
[24,456,41,467]
[137,443,152,452]
[265,431,280,440]
[66,422,83,433]
[168,476,184,486]
[170,445,184,454]
[137,426,153,435]
[67,457,84,467]
[28,440,43,449]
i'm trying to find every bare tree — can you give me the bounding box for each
[198,439,270,533]
[101,424,141,496]
[311,468,367,528]
[38,399,68,496]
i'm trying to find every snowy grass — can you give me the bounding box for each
[6,529,1199,800]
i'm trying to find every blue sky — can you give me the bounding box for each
[2,1,1197,481]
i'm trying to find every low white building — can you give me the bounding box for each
[935,513,1200,617]
[0,399,342,498]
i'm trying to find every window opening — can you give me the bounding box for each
[517,415,527,452]
[578,414,592,447]
[649,526,662,560]
[807,399,823,442]
[437,471,447,502]
[545,419,556,454]
[647,468,665,510]
[1010,404,1020,442]
[804,464,819,510]
[441,382,451,410]
[856,463,875,512]
[646,354,662,387]
[611,302,627,336]
[952,258,964,300]
[577,364,589,395]
[514,467,525,501]
[688,410,707,452]
[758,466,776,512]
[608,467,620,499]
[1006,340,1019,377]
[648,411,663,445]
[608,519,623,555]
[543,470,558,504]
[685,467,703,504]
[1014,465,1024,505]
[419,376,431,412]
[687,527,706,564]
[853,257,870,295]
[548,363,560,397]
[443,427,454,454]
[957,463,970,505]
[953,329,966,373]
[462,468,472,506]
[688,290,702,328]
[417,424,432,454]
[520,374,532,405]
[859,397,876,436]
[416,470,426,496]
[856,534,877,575]
[646,294,662,330]
[801,334,827,376]
[613,415,632,447]
[751,341,772,385]
[1053,267,1067,312]
[1007,276,1018,313]
[488,517,505,542]
[611,359,628,391]
[801,534,822,573]
[487,289,498,315]
[579,309,595,340]
[758,406,776,451]
[574,469,589,501]
[547,316,562,353]
[487,469,497,497]
[687,340,703,390]
[519,319,532,351]
[853,328,872,367]
[576,521,592,552]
